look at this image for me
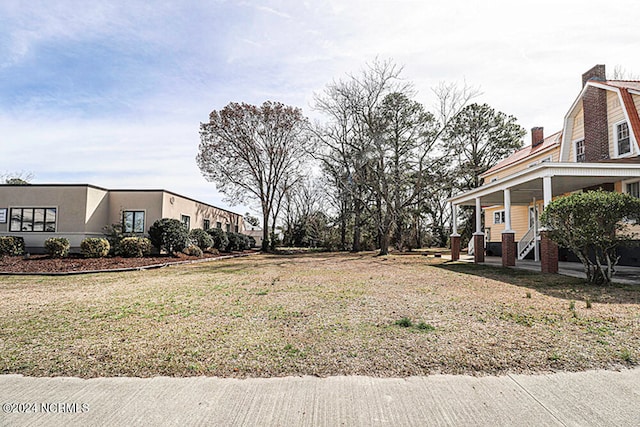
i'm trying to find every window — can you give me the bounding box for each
[9,208,56,232]
[203,219,210,230]
[181,215,190,230]
[225,223,230,233]
[575,139,585,162]
[493,210,505,225]
[616,122,631,156]
[123,211,145,233]
[216,221,222,229]
[234,225,239,233]
[626,181,640,198]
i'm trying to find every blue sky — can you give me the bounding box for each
[2,0,640,215]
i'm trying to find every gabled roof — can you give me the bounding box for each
[559,79,640,162]
[480,131,562,178]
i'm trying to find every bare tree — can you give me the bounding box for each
[1,170,34,184]
[197,101,311,251]
[610,65,640,80]
[312,58,409,251]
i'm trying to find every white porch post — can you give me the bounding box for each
[543,176,552,207]
[503,188,512,232]
[533,196,540,262]
[451,203,458,236]
[475,197,482,234]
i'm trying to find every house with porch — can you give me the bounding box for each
[0,184,245,253]
[448,65,640,272]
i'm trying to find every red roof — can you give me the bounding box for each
[481,131,562,177]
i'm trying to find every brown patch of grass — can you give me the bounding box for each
[0,252,638,378]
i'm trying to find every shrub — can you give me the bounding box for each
[44,237,70,258]
[189,228,213,251]
[541,189,640,285]
[247,235,256,248]
[0,236,25,256]
[80,238,110,258]
[183,245,203,257]
[226,232,249,252]
[206,228,229,251]
[119,237,152,258]
[148,218,189,255]
[103,223,126,255]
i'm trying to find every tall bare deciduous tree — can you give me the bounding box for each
[197,101,311,251]
[313,59,481,254]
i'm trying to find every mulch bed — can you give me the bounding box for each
[0,252,238,274]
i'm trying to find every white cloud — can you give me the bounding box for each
[2,0,640,212]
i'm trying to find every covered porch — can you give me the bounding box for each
[455,254,640,284]
[447,162,640,274]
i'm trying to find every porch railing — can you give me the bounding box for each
[467,236,474,255]
[517,226,536,260]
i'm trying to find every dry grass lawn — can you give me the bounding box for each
[0,252,638,378]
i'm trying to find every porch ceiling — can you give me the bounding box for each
[448,162,640,206]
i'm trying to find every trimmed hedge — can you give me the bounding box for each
[0,236,25,256]
[189,228,214,251]
[226,232,250,252]
[119,237,152,258]
[44,237,70,258]
[148,218,189,255]
[206,228,229,251]
[80,238,110,258]
[183,244,203,257]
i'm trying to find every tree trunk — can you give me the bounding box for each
[378,224,390,255]
[352,199,362,252]
[261,212,270,252]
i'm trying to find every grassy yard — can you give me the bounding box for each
[0,252,638,378]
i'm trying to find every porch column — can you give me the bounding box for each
[450,203,460,261]
[540,175,558,273]
[533,197,540,262]
[502,188,515,267]
[543,175,552,207]
[473,197,484,263]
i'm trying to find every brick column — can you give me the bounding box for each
[540,230,558,274]
[473,233,484,263]
[450,234,461,261]
[501,231,515,267]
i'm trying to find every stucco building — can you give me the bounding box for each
[0,184,244,253]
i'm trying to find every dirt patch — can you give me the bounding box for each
[0,252,247,274]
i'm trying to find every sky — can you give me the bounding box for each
[2,0,640,216]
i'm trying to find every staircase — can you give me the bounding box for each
[517,226,537,260]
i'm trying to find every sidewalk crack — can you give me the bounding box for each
[507,374,567,427]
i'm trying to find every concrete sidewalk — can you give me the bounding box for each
[1,369,639,426]
[456,255,640,285]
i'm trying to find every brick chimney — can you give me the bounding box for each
[581,64,609,161]
[531,127,544,147]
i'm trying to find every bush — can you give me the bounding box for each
[226,232,250,252]
[0,236,25,256]
[206,228,229,251]
[80,238,110,258]
[148,218,189,255]
[247,235,256,248]
[189,228,213,251]
[183,245,203,257]
[119,237,152,258]
[44,237,70,258]
[541,189,640,285]
[103,223,127,255]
